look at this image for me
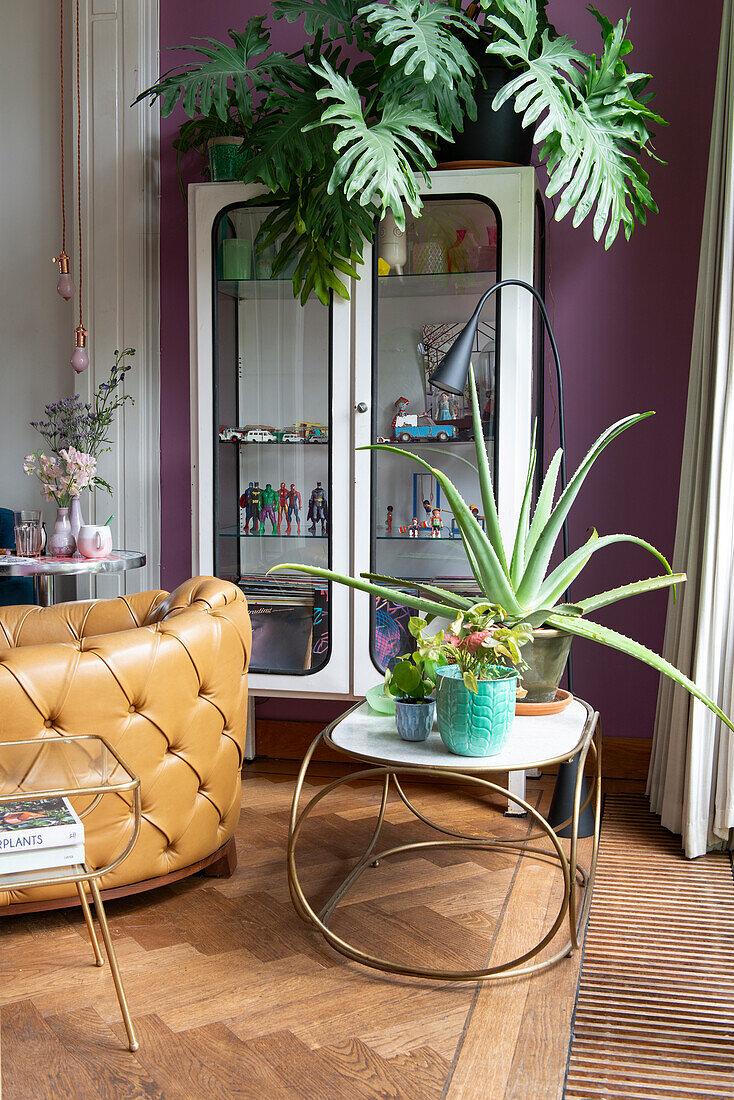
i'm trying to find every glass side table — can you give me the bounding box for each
[0,735,141,1050]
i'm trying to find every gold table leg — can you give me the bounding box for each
[88,877,139,1052]
[76,880,104,967]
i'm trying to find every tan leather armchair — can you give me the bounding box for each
[0,577,251,910]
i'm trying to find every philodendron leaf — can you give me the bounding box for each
[363,0,478,85]
[547,611,734,735]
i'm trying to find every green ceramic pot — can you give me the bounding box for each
[519,628,573,703]
[435,665,516,757]
[207,137,248,182]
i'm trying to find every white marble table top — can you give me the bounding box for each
[326,698,595,772]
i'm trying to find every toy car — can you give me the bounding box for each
[219,427,248,442]
[306,426,328,443]
[393,414,457,443]
[243,427,277,443]
[278,430,305,443]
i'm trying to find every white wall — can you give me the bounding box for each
[0,2,74,527]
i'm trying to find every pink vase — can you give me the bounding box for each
[69,495,84,543]
[49,508,76,557]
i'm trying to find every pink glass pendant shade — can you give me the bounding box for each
[71,324,89,373]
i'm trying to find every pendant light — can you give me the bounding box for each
[52,0,75,301]
[70,0,89,374]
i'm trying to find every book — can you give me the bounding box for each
[0,797,84,853]
[0,841,85,876]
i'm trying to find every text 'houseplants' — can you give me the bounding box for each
[137,0,664,304]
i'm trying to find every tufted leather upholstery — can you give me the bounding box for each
[0,576,251,908]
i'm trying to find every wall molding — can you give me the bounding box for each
[74,0,160,596]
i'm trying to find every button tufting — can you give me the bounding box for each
[128,705,136,714]
[44,719,53,728]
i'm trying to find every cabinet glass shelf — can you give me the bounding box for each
[219,533,328,540]
[377,269,496,299]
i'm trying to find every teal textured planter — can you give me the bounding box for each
[394,698,435,742]
[435,665,516,757]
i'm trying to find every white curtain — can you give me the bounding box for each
[648,0,734,859]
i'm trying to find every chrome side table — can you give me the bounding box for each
[288,698,601,982]
[0,735,141,1050]
[0,550,145,606]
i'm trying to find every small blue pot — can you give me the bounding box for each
[435,665,516,757]
[394,698,436,741]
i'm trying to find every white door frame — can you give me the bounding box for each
[74,0,161,597]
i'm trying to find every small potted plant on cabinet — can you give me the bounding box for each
[385,652,437,742]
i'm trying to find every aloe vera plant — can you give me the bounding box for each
[272,368,734,734]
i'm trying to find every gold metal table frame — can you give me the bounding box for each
[287,700,601,982]
[0,734,141,1050]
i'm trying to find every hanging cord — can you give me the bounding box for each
[75,0,83,328]
[60,0,66,255]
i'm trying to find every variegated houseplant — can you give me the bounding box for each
[273,369,734,734]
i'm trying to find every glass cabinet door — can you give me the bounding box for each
[370,197,500,671]
[213,204,332,676]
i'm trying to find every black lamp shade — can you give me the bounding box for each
[429,308,482,396]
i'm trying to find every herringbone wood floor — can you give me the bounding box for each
[0,761,627,1100]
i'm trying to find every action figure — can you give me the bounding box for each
[386,505,393,533]
[277,482,288,533]
[422,498,431,518]
[470,505,480,521]
[286,484,301,534]
[250,482,262,533]
[408,516,420,538]
[431,508,442,538]
[239,482,255,534]
[391,396,410,437]
[308,481,328,535]
[436,391,458,422]
[260,483,278,534]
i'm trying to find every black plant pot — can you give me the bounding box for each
[548,753,596,839]
[436,52,534,167]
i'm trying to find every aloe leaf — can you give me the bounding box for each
[468,366,509,574]
[547,611,734,735]
[362,444,521,612]
[576,573,686,615]
[360,573,474,610]
[524,448,561,562]
[268,564,457,618]
[510,424,537,587]
[516,412,654,606]
[533,533,672,610]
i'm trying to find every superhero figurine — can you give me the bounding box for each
[431,508,442,537]
[386,505,393,533]
[239,482,254,534]
[277,482,288,533]
[286,483,301,534]
[260,483,278,534]
[408,516,420,538]
[308,481,328,535]
[250,482,262,533]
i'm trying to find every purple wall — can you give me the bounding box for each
[159,0,722,738]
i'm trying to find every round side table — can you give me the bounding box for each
[0,550,146,606]
[288,698,601,982]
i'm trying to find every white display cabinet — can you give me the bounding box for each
[189,168,544,701]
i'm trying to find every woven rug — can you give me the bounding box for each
[564,794,734,1100]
